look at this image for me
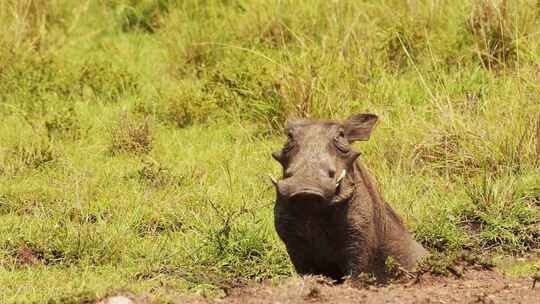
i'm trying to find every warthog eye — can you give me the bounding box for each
[283,141,294,153]
[287,130,294,141]
[334,129,350,153]
[283,135,295,154]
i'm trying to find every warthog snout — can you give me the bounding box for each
[271,169,348,202]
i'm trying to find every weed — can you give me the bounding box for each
[416,252,461,277]
[274,70,317,120]
[1,139,57,175]
[155,84,219,127]
[413,128,480,178]
[467,0,538,69]
[134,158,181,187]
[0,55,73,115]
[78,59,139,103]
[415,216,466,252]
[256,18,294,49]
[110,112,153,155]
[460,174,540,253]
[192,198,290,287]
[0,54,138,115]
[109,0,173,33]
[384,256,404,279]
[0,190,61,216]
[0,0,68,52]
[380,14,428,70]
[131,207,184,237]
[414,251,495,280]
[45,106,81,140]
[159,6,227,76]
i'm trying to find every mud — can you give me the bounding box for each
[176,270,539,304]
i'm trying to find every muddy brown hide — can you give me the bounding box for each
[271,113,427,283]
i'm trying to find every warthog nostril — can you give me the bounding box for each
[328,169,336,178]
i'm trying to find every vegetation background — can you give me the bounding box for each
[0,0,539,302]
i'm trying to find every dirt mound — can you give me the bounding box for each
[175,270,538,304]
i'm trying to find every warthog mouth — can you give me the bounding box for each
[270,170,354,204]
[290,188,325,199]
[289,191,326,205]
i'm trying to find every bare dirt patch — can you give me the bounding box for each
[171,270,539,304]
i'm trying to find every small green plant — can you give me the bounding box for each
[415,251,495,278]
[194,199,291,286]
[416,252,461,277]
[131,207,184,237]
[460,174,540,253]
[414,209,466,252]
[384,256,415,282]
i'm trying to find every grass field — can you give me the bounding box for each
[0,0,539,303]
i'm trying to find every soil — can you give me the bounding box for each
[176,270,539,304]
[99,269,540,304]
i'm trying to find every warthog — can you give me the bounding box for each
[270,113,427,283]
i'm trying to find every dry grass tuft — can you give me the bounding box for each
[110,112,153,155]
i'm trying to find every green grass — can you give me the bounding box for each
[495,252,540,277]
[0,0,539,302]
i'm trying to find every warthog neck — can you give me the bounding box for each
[351,161,427,270]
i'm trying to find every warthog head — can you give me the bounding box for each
[271,113,378,205]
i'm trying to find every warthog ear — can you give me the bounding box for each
[272,151,282,162]
[286,119,306,130]
[343,113,378,142]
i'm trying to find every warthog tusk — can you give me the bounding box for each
[268,174,278,186]
[336,169,346,185]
